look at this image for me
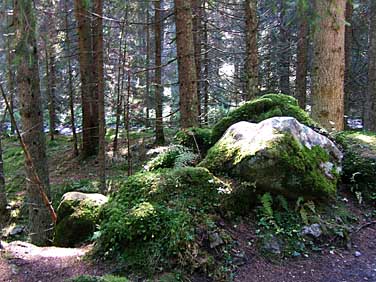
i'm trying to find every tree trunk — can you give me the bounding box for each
[145,10,151,128]
[174,0,199,128]
[312,0,346,131]
[344,2,353,124]
[45,45,57,141]
[0,127,9,225]
[191,0,202,120]
[74,0,99,157]
[244,0,259,100]
[14,0,53,245]
[295,1,309,109]
[65,0,79,157]
[203,0,209,124]
[365,0,376,131]
[6,4,16,134]
[155,0,165,144]
[93,0,106,193]
[278,0,290,95]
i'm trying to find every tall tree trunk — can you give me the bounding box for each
[365,0,376,131]
[14,0,53,245]
[191,0,202,121]
[6,3,15,134]
[65,0,79,157]
[203,0,209,124]
[155,0,165,144]
[74,0,99,157]
[45,44,57,141]
[295,0,309,109]
[278,0,290,95]
[0,127,9,225]
[145,10,151,128]
[174,0,199,128]
[344,2,353,124]
[93,0,106,193]
[244,0,259,100]
[312,0,346,131]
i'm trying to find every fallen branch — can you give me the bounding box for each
[0,82,57,223]
[355,221,376,233]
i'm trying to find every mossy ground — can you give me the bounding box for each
[95,167,234,279]
[174,127,213,157]
[335,131,376,202]
[211,93,317,144]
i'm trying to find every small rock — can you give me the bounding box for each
[301,224,322,238]
[209,232,224,248]
[9,225,25,236]
[355,251,362,257]
[263,236,282,254]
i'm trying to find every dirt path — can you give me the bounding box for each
[0,241,108,282]
[234,223,376,282]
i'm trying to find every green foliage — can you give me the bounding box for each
[145,145,198,171]
[211,93,317,143]
[174,127,213,156]
[70,275,129,282]
[96,167,231,275]
[335,131,376,202]
[256,194,355,258]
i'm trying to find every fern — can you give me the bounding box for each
[261,193,274,219]
[276,195,289,212]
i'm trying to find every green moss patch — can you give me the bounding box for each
[211,94,317,143]
[174,127,213,156]
[335,131,376,201]
[95,167,234,277]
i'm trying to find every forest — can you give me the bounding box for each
[0,0,375,281]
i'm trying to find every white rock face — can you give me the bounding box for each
[224,117,342,163]
[60,192,108,206]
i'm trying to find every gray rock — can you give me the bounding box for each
[263,236,282,254]
[209,232,224,248]
[201,117,342,199]
[9,225,25,236]
[354,251,362,257]
[301,224,322,238]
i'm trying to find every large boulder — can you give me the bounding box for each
[211,94,318,144]
[335,131,376,201]
[200,117,342,200]
[54,192,108,247]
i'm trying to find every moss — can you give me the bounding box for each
[71,275,129,282]
[174,127,213,156]
[201,133,338,200]
[335,131,376,201]
[211,94,317,143]
[145,145,198,171]
[54,198,103,247]
[96,167,231,274]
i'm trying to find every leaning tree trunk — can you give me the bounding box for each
[312,0,346,131]
[174,0,199,128]
[295,0,309,109]
[74,0,99,157]
[14,0,53,245]
[155,0,165,145]
[365,0,376,131]
[244,0,259,100]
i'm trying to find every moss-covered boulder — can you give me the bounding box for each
[211,93,317,144]
[201,117,342,200]
[54,192,108,247]
[174,127,212,156]
[335,131,376,201]
[144,145,198,171]
[96,167,231,273]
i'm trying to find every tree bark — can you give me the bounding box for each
[14,0,53,245]
[312,0,346,131]
[154,0,165,144]
[295,1,309,109]
[278,0,291,95]
[0,127,9,225]
[365,0,376,131]
[74,0,99,157]
[64,0,79,156]
[244,0,259,100]
[174,0,199,128]
[344,2,353,124]
[93,0,106,193]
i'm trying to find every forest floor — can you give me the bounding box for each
[0,134,375,282]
